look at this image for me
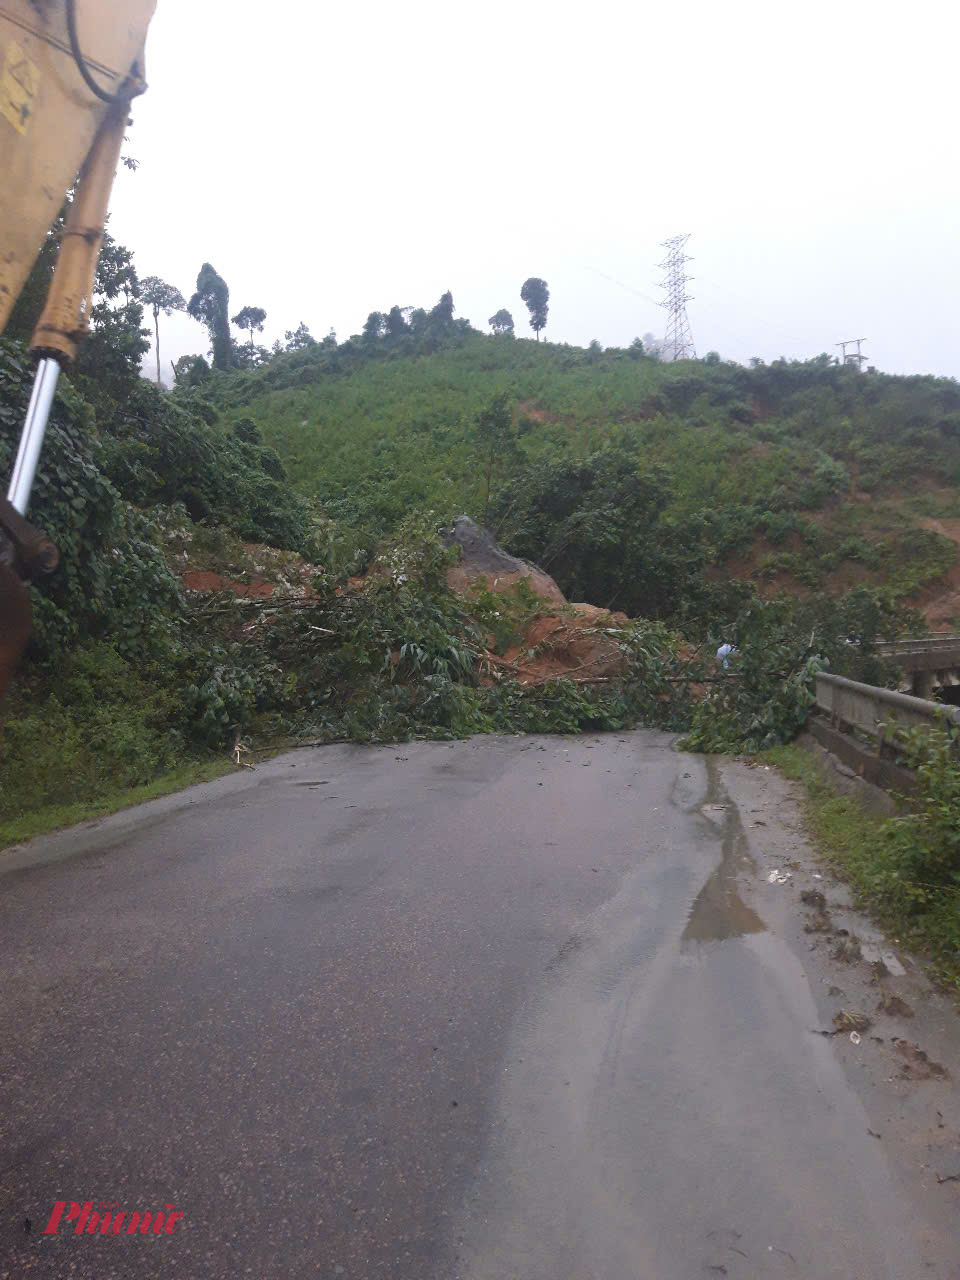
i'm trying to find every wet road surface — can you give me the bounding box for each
[0,731,957,1278]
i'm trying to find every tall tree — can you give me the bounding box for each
[385,305,408,338]
[71,231,150,412]
[284,321,315,351]
[171,353,210,387]
[362,311,386,343]
[418,292,456,352]
[232,304,267,351]
[140,276,186,384]
[520,277,549,341]
[287,322,314,351]
[187,263,233,370]
[429,291,455,327]
[488,308,514,336]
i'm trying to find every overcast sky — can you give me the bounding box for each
[106,0,960,380]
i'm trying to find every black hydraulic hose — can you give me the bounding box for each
[65,0,130,105]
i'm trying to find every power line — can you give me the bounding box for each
[836,337,868,369]
[580,264,662,309]
[658,234,696,360]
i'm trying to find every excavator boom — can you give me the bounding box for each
[0,0,156,335]
[0,0,156,698]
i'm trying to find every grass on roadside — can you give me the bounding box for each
[762,744,960,996]
[0,758,237,850]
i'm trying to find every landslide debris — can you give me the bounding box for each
[442,515,641,687]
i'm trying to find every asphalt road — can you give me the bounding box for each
[0,732,957,1278]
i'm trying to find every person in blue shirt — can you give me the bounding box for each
[716,643,737,669]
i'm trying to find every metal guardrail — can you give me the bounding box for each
[876,635,960,659]
[815,671,960,740]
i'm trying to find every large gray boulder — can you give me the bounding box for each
[440,516,567,606]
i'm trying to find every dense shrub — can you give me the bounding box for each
[0,642,182,818]
[0,341,183,658]
[99,378,309,548]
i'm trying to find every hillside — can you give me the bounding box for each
[207,333,960,629]
[4,294,960,840]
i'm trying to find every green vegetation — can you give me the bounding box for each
[4,227,960,841]
[140,276,185,385]
[681,589,919,753]
[489,308,514,337]
[187,263,233,371]
[0,758,236,849]
[209,331,960,609]
[520,277,550,341]
[765,741,960,993]
[232,304,267,354]
[0,502,688,830]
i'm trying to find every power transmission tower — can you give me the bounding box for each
[658,233,696,361]
[836,337,868,369]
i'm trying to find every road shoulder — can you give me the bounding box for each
[721,755,960,1273]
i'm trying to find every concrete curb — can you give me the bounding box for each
[796,729,898,817]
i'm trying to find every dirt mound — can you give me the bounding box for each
[442,515,566,607]
[180,570,275,598]
[487,605,632,686]
[176,544,321,599]
[440,518,635,685]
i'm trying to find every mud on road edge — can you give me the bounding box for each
[714,754,960,1263]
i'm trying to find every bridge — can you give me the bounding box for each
[811,667,960,797]
[876,634,960,701]
[795,638,960,798]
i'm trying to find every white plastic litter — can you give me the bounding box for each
[850,1031,861,1045]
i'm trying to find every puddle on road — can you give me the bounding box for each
[682,758,766,944]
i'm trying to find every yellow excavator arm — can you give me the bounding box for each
[0,0,156,698]
[0,0,156,340]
